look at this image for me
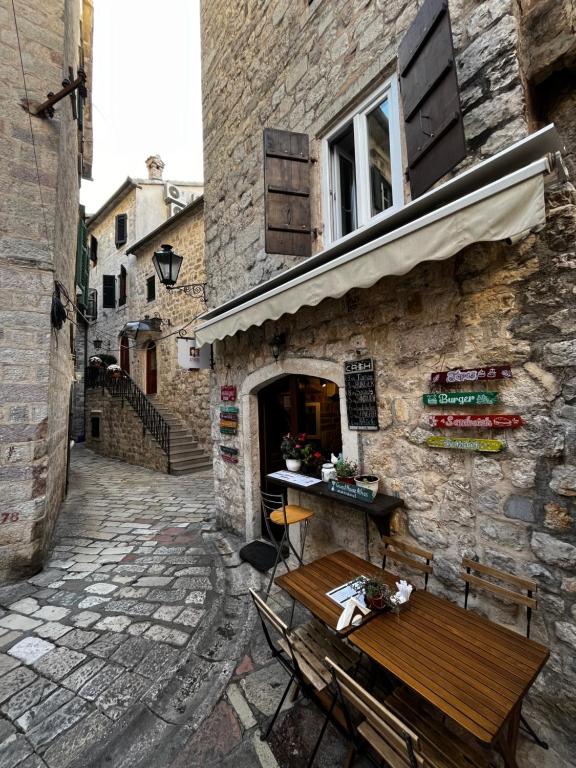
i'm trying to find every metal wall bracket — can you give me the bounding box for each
[166,283,207,301]
[21,68,87,119]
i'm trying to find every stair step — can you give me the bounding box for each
[170,455,211,469]
[171,463,212,476]
[170,437,198,446]
[169,447,205,459]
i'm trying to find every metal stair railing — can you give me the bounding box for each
[86,368,170,455]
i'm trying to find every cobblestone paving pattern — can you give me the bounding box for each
[0,447,262,768]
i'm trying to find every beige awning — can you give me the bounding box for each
[195,157,548,347]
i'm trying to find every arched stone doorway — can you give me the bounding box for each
[145,342,157,395]
[240,358,359,542]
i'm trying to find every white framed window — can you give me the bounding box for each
[322,77,403,245]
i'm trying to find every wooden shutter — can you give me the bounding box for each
[102,275,116,308]
[264,128,311,257]
[399,0,466,198]
[118,265,127,306]
[115,213,128,248]
[75,211,89,309]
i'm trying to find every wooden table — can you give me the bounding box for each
[268,474,404,560]
[276,550,549,768]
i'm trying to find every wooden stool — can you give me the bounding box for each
[261,491,314,596]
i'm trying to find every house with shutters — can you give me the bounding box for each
[196,0,576,759]
[73,156,202,443]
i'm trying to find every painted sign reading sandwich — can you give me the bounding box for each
[423,392,498,406]
[430,365,512,385]
[428,414,524,429]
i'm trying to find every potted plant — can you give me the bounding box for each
[334,457,358,484]
[353,576,393,611]
[301,444,324,477]
[107,364,122,380]
[354,474,380,498]
[281,433,305,472]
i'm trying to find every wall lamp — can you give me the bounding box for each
[93,338,103,350]
[270,333,286,362]
[152,244,206,301]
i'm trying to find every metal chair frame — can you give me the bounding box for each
[249,588,342,768]
[261,490,311,596]
[380,534,434,590]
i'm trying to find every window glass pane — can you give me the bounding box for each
[367,98,393,216]
[330,124,357,238]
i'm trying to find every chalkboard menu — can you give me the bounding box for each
[344,358,379,431]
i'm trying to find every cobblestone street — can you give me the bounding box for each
[0,448,264,768]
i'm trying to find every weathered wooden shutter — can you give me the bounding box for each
[115,213,128,248]
[102,275,116,308]
[75,211,89,309]
[399,0,466,198]
[118,265,127,306]
[264,128,311,257]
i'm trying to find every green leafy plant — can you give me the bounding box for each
[301,444,324,471]
[351,575,396,611]
[334,457,358,478]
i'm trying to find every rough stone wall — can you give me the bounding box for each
[128,201,211,452]
[0,0,91,580]
[201,0,529,307]
[85,388,168,473]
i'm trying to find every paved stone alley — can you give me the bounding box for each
[0,448,562,768]
[0,447,361,768]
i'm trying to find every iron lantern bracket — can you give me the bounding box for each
[21,68,87,119]
[165,283,207,302]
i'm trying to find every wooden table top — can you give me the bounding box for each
[276,549,549,745]
[349,584,549,744]
[275,549,396,634]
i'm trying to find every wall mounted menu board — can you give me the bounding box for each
[344,358,379,431]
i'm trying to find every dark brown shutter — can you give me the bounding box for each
[115,213,128,248]
[264,128,311,257]
[399,0,466,198]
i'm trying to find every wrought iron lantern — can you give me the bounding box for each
[93,338,103,350]
[152,243,206,300]
[270,333,286,362]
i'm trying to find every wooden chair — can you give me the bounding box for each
[261,490,314,596]
[249,588,358,767]
[380,535,433,590]
[326,658,491,768]
[459,558,547,750]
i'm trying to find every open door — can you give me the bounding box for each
[146,342,157,395]
[120,336,130,375]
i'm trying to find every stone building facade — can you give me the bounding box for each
[73,159,203,440]
[85,198,211,474]
[199,0,576,760]
[0,0,93,580]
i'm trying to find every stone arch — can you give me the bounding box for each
[240,357,359,541]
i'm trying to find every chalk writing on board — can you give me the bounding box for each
[344,358,379,431]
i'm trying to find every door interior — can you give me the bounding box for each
[146,342,157,395]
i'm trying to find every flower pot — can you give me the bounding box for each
[365,593,388,611]
[354,474,380,498]
[285,459,301,472]
[337,475,355,485]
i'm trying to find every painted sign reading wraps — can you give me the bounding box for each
[423,392,498,407]
[344,358,379,431]
[329,480,375,503]
[430,365,512,385]
[427,436,505,452]
[428,414,524,429]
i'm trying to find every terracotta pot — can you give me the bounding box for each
[337,475,355,485]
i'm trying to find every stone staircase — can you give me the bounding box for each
[154,405,212,476]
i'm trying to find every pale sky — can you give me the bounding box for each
[80,0,203,214]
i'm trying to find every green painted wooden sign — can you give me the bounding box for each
[329,480,375,503]
[423,392,498,407]
[427,436,505,453]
